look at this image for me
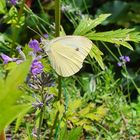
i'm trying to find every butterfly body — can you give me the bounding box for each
[44,36,93,77]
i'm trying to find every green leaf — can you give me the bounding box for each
[15,105,32,132]
[83,125,93,132]
[68,99,82,113]
[5,6,25,27]
[59,126,82,140]
[59,125,68,140]
[73,14,111,35]
[89,44,105,70]
[75,119,91,126]
[67,127,82,140]
[0,0,6,14]
[26,123,33,140]
[0,60,31,132]
[78,103,95,116]
[85,105,107,121]
[85,29,140,50]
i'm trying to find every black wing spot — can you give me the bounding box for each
[75,48,79,51]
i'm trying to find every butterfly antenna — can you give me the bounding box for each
[27,26,42,38]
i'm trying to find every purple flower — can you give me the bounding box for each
[29,39,41,53]
[44,34,48,38]
[0,53,13,64]
[124,56,130,62]
[119,56,125,61]
[119,55,130,62]
[117,62,122,67]
[10,0,17,5]
[117,55,130,67]
[32,101,44,109]
[31,60,44,75]
[15,59,24,64]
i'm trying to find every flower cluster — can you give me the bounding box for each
[31,60,44,75]
[117,55,130,67]
[0,46,25,64]
[0,39,44,76]
[28,39,44,76]
[1,35,55,90]
[29,39,41,54]
[10,0,17,5]
[1,53,13,64]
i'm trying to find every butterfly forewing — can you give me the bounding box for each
[47,36,93,77]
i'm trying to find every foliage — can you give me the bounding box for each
[0,0,140,140]
[59,126,83,140]
[96,1,140,27]
[0,0,6,14]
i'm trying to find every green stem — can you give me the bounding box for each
[37,107,44,140]
[37,86,45,140]
[117,47,140,94]
[95,123,113,140]
[58,76,62,100]
[11,0,25,55]
[49,111,59,140]
[49,0,62,139]
[83,0,89,14]
[55,0,61,37]
[101,42,119,61]
[24,5,50,26]
[102,41,140,94]
[37,0,45,13]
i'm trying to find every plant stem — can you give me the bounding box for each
[58,76,62,100]
[37,86,44,140]
[37,107,44,140]
[49,111,59,140]
[11,0,25,55]
[0,130,6,140]
[101,42,119,61]
[95,123,113,140]
[55,0,61,37]
[49,0,61,139]
[37,0,45,13]
[117,47,140,94]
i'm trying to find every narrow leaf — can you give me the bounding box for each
[89,44,105,70]
[85,29,140,50]
[74,14,111,35]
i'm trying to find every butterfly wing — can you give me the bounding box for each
[46,36,93,77]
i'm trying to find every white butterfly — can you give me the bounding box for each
[43,35,93,77]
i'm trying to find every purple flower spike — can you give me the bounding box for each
[31,60,44,75]
[0,53,13,64]
[10,0,17,5]
[124,56,130,62]
[29,39,41,53]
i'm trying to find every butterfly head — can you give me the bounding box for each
[41,39,51,53]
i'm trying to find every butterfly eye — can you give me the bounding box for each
[75,48,79,51]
